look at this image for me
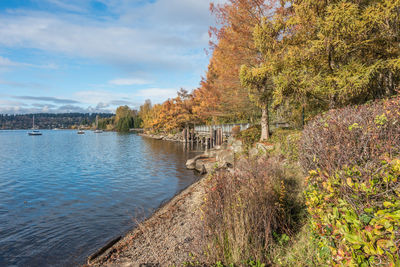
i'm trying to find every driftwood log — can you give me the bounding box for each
[87,236,121,263]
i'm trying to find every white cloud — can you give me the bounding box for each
[109,78,151,86]
[74,90,129,105]
[0,56,19,67]
[0,99,26,106]
[0,56,57,69]
[0,0,224,113]
[73,87,177,107]
[45,0,87,13]
[0,86,180,114]
[136,88,178,101]
[0,0,216,71]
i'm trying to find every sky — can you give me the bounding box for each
[0,0,224,114]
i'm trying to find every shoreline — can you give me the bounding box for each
[85,133,207,266]
[86,173,207,266]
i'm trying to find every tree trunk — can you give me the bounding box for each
[260,104,269,141]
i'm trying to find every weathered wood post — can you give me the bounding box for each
[218,128,222,146]
[216,128,220,146]
[185,126,189,144]
[215,128,219,146]
[191,128,194,147]
[213,129,217,147]
[209,126,213,148]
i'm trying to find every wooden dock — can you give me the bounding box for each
[183,123,251,149]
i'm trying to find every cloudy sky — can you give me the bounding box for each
[0,0,223,114]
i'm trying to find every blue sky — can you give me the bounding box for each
[0,0,224,114]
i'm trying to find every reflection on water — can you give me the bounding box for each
[0,130,201,266]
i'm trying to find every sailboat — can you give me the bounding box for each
[77,128,85,134]
[93,115,103,133]
[28,115,42,136]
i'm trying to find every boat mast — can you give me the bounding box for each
[33,115,35,129]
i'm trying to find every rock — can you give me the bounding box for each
[216,149,234,167]
[195,159,205,174]
[229,139,243,154]
[186,158,197,169]
[203,149,218,158]
[203,160,217,174]
[195,158,217,174]
[185,154,209,170]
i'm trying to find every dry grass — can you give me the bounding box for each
[202,156,304,265]
[301,96,400,174]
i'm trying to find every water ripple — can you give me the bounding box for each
[0,130,200,266]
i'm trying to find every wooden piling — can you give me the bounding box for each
[213,129,217,147]
[217,128,222,146]
[209,126,213,148]
[185,126,189,144]
[215,128,219,146]
[191,128,194,147]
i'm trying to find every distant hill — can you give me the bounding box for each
[0,113,114,130]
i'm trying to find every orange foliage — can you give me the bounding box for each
[192,0,276,122]
[140,1,276,132]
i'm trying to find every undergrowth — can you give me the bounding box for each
[200,97,400,266]
[302,96,400,266]
[236,125,261,147]
[202,156,306,266]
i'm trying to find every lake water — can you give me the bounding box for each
[0,130,201,266]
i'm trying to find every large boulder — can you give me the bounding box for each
[216,149,234,168]
[151,135,163,140]
[195,158,217,174]
[186,158,197,170]
[186,154,208,169]
[203,149,219,158]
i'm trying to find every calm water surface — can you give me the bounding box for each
[0,130,201,266]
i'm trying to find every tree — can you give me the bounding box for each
[196,0,276,123]
[239,2,284,141]
[138,100,152,129]
[273,0,400,110]
[240,65,273,140]
[115,105,135,132]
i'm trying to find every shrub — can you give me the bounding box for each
[301,96,400,266]
[237,125,261,147]
[270,129,301,162]
[301,97,400,174]
[305,160,400,266]
[202,156,304,265]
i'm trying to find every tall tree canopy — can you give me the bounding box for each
[135,0,400,135]
[273,0,400,110]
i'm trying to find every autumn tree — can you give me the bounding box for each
[192,65,222,124]
[273,0,400,110]
[238,1,284,141]
[138,99,153,129]
[197,0,276,123]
